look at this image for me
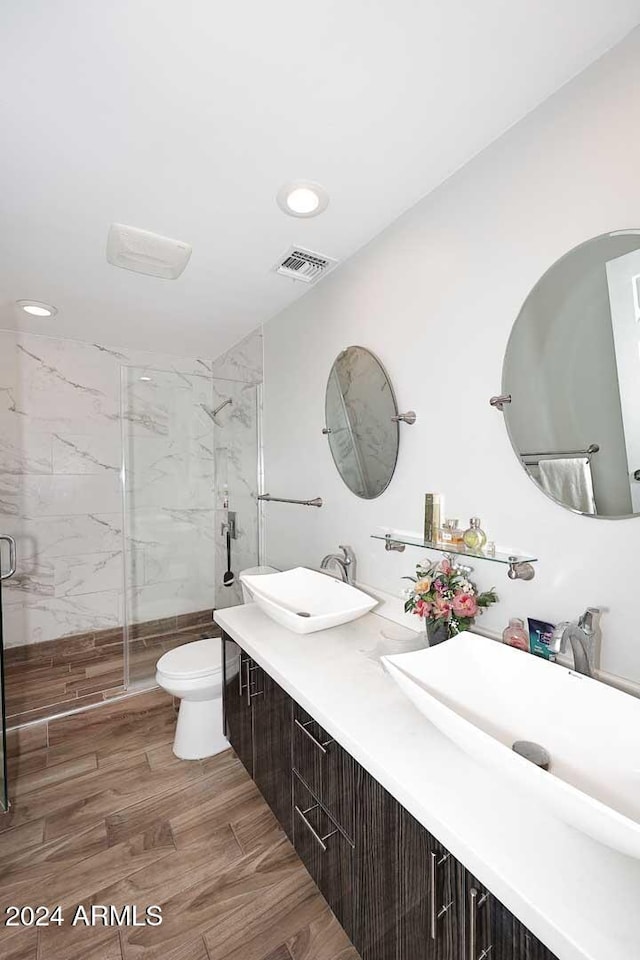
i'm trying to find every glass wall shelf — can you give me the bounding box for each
[371,533,537,580]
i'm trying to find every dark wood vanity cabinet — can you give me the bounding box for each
[221,636,293,837]
[222,635,559,960]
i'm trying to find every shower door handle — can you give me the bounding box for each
[0,536,16,581]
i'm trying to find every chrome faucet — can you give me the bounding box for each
[549,608,600,677]
[320,545,357,585]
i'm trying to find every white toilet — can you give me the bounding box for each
[155,565,278,760]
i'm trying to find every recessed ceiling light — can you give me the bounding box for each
[16,300,57,318]
[276,180,329,218]
[139,376,152,382]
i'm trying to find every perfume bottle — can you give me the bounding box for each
[463,517,487,550]
[438,519,464,546]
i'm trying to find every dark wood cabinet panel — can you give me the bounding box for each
[252,667,293,840]
[292,701,355,841]
[222,635,253,776]
[352,766,400,960]
[461,869,559,960]
[293,772,354,937]
[397,806,463,960]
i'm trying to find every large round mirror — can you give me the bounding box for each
[325,346,399,499]
[503,230,640,518]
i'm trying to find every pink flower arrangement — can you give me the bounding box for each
[404,557,497,637]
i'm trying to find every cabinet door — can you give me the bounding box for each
[352,766,400,960]
[292,702,355,840]
[252,667,293,839]
[293,773,354,937]
[397,806,463,960]
[462,869,560,960]
[222,635,253,776]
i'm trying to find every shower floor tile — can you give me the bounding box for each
[0,691,360,960]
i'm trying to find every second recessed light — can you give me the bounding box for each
[276,180,329,218]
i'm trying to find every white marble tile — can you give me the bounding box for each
[0,431,52,475]
[0,328,262,647]
[3,591,120,646]
[54,551,123,597]
[2,557,55,606]
[0,473,121,518]
[52,433,121,474]
[210,327,263,383]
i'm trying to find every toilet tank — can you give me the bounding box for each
[240,565,279,603]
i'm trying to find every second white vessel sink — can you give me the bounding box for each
[240,566,377,634]
[382,632,640,859]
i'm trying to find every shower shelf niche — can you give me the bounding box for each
[371,533,537,580]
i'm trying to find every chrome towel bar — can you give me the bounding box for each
[257,493,323,507]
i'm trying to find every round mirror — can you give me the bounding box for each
[324,346,399,499]
[503,230,640,518]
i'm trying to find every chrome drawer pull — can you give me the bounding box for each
[294,718,334,754]
[294,803,337,852]
[429,850,451,940]
[469,888,491,960]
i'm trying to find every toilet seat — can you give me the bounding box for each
[156,637,221,680]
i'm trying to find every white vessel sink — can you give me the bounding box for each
[240,566,377,635]
[382,632,640,859]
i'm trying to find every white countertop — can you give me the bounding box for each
[214,604,640,960]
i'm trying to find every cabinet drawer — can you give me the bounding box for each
[292,702,355,841]
[293,772,354,937]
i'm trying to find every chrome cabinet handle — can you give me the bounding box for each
[429,850,451,940]
[469,888,491,960]
[248,664,264,701]
[294,717,334,754]
[0,535,16,581]
[244,658,252,706]
[294,803,337,852]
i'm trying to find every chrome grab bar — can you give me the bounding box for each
[0,535,16,581]
[294,718,334,754]
[257,494,323,508]
[294,803,337,852]
[429,850,451,939]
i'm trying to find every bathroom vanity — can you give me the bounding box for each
[215,603,640,960]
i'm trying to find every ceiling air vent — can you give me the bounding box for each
[274,246,338,284]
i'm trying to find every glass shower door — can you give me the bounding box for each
[121,367,217,688]
[0,534,16,810]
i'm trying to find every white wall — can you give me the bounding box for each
[262,28,640,684]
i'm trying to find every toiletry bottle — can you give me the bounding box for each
[424,494,443,543]
[463,517,487,550]
[438,519,464,546]
[502,618,529,651]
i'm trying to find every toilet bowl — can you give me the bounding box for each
[156,637,227,760]
[155,567,278,760]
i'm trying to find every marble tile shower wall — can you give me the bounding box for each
[211,328,264,609]
[0,327,263,647]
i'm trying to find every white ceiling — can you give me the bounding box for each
[1,2,639,359]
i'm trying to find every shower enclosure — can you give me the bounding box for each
[121,366,261,690]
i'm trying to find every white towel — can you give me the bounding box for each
[538,458,597,514]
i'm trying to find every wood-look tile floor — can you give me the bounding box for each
[0,691,360,960]
[4,622,219,726]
